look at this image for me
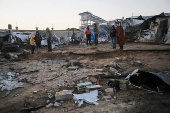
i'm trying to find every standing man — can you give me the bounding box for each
[93,23,99,46]
[110,25,116,49]
[34,31,42,53]
[116,23,125,50]
[46,28,52,52]
[84,26,92,46]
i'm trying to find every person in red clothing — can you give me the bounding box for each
[116,22,125,50]
[84,26,92,46]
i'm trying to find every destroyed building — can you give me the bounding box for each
[0,26,21,52]
[79,11,126,40]
[79,11,111,37]
[125,12,170,44]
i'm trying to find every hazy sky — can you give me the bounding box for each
[0,0,170,30]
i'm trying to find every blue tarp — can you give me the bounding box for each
[90,29,95,40]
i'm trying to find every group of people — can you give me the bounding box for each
[110,22,125,50]
[30,31,42,54]
[84,22,125,50]
[30,23,125,54]
[30,28,52,54]
[84,23,99,46]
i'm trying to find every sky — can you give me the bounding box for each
[0,0,170,30]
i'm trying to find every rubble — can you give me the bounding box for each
[131,60,143,66]
[90,77,97,83]
[109,67,118,74]
[86,85,102,93]
[110,61,122,69]
[102,95,112,101]
[67,66,78,70]
[77,82,92,92]
[105,88,114,95]
[126,12,170,44]
[119,80,128,90]
[46,103,53,108]
[126,69,170,92]
[73,90,99,106]
[95,69,104,72]
[55,90,72,101]
[0,72,23,93]
[54,102,61,107]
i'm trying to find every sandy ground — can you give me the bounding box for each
[0,42,170,113]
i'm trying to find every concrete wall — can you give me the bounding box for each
[53,30,73,37]
[12,30,80,38]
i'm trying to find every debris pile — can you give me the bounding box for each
[0,72,23,97]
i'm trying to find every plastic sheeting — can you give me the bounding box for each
[90,29,95,40]
[73,90,99,106]
[126,69,170,86]
[0,72,23,91]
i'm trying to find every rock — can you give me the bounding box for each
[102,95,112,101]
[0,58,7,62]
[88,73,98,76]
[134,60,142,66]
[52,72,57,77]
[96,72,104,75]
[46,103,53,108]
[105,88,114,95]
[109,67,118,74]
[68,66,78,70]
[131,60,142,66]
[47,93,53,99]
[119,80,128,90]
[46,100,50,104]
[95,69,103,72]
[54,102,61,107]
[90,77,97,83]
[110,61,121,68]
[33,91,37,94]
[67,107,73,111]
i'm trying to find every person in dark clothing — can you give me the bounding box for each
[93,23,99,46]
[34,31,42,53]
[110,25,116,49]
[84,26,92,46]
[46,28,52,52]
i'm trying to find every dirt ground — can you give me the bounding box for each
[0,42,170,113]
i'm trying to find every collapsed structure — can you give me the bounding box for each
[125,12,170,44]
[79,11,112,37]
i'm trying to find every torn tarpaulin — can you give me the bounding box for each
[73,90,99,106]
[126,69,170,91]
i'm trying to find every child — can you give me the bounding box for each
[30,35,35,54]
[84,26,92,46]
